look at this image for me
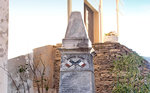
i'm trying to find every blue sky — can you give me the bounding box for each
[9,0,150,58]
[125,0,150,15]
[103,0,150,16]
[10,0,67,15]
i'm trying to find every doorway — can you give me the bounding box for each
[84,3,94,43]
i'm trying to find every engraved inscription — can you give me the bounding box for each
[60,72,92,93]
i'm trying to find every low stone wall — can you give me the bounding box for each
[93,42,150,93]
[93,43,127,93]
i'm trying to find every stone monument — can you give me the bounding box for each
[59,12,95,93]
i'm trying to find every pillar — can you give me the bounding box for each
[0,0,9,93]
[116,0,119,36]
[99,0,104,43]
[94,11,100,43]
[68,0,72,22]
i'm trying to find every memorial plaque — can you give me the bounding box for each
[60,72,94,93]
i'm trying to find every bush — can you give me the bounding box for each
[112,53,150,93]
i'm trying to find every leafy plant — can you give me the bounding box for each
[105,31,118,36]
[112,53,150,93]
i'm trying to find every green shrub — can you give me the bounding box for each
[112,53,150,93]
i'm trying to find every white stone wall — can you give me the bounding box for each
[8,54,34,93]
[0,0,9,93]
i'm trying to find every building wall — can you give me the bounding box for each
[0,0,9,93]
[8,45,57,93]
[8,54,34,93]
[33,45,55,89]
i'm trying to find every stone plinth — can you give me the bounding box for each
[59,12,95,93]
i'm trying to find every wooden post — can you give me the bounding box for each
[99,0,104,43]
[68,0,72,22]
[116,0,119,36]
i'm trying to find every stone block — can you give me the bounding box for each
[59,71,95,93]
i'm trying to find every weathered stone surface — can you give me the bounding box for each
[62,12,90,49]
[65,12,87,39]
[60,71,94,93]
[0,0,8,93]
[8,54,34,93]
[59,12,95,93]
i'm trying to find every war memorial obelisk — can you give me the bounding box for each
[59,12,95,93]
